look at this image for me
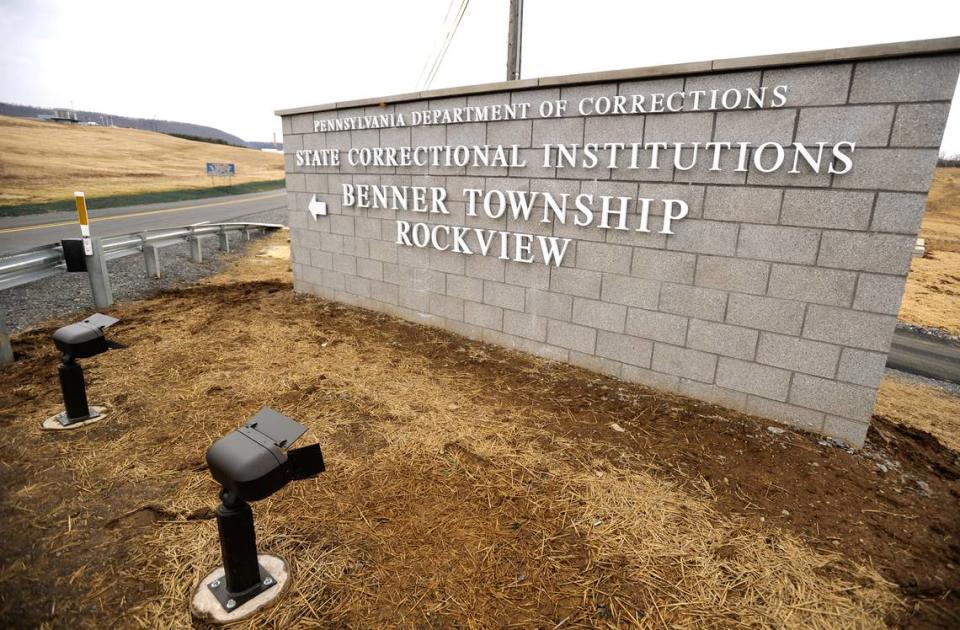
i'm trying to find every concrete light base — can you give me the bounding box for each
[190,554,290,624]
[40,406,108,431]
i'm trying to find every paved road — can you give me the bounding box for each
[1,192,958,383]
[888,328,960,384]
[0,190,287,254]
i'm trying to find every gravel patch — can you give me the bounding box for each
[1,208,288,332]
[895,322,960,344]
[885,367,960,397]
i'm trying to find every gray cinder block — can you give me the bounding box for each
[503,311,549,341]
[795,105,895,147]
[547,320,597,354]
[631,249,697,283]
[550,267,602,299]
[790,374,876,422]
[595,331,654,367]
[659,283,727,322]
[652,343,718,383]
[767,265,857,307]
[761,64,852,106]
[526,289,573,320]
[666,219,740,256]
[715,357,791,401]
[837,348,888,388]
[853,273,908,315]
[871,193,928,234]
[532,117,584,146]
[737,224,820,264]
[833,148,940,192]
[703,186,782,224]
[694,255,769,295]
[714,109,797,145]
[818,232,916,275]
[686,319,759,360]
[576,242,632,274]
[626,308,689,345]
[465,301,504,329]
[572,298,628,333]
[780,189,874,230]
[726,294,805,335]
[483,280,526,311]
[756,332,841,378]
[601,274,660,309]
[802,305,897,352]
[849,54,960,103]
[890,103,952,147]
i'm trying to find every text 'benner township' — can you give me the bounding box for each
[341,184,691,267]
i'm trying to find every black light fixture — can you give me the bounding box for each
[47,313,120,427]
[196,407,325,617]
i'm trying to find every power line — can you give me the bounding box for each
[418,0,470,90]
[419,0,468,90]
[415,0,460,89]
[424,0,469,89]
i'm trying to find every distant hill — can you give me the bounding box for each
[0,114,283,209]
[0,102,281,150]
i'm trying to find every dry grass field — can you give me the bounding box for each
[921,167,960,250]
[900,168,960,334]
[0,115,283,208]
[1,235,958,628]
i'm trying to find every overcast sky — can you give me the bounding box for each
[1,0,959,152]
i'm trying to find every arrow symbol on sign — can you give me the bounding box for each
[307,194,327,220]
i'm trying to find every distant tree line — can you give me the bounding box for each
[0,102,270,149]
[939,154,960,168]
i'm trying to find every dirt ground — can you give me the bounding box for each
[901,167,960,334]
[1,235,958,628]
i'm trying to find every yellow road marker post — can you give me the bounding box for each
[72,191,113,308]
[75,192,93,255]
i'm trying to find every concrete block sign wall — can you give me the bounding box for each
[278,38,960,447]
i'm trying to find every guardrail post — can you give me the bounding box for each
[218,227,231,252]
[0,311,13,366]
[143,244,161,278]
[188,229,204,263]
[86,236,114,308]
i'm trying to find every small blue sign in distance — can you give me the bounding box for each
[206,162,236,177]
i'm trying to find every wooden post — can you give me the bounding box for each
[506,0,523,81]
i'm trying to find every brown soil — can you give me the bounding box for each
[0,238,958,628]
[876,377,960,453]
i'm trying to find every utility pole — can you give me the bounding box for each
[506,0,523,81]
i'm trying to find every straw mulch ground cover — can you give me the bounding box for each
[1,236,957,628]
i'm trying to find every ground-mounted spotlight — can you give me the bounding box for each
[191,407,325,623]
[41,313,120,430]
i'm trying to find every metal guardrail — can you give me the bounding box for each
[0,222,284,291]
